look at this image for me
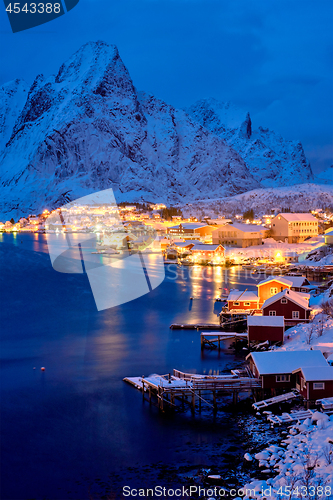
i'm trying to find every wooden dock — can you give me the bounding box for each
[124,369,261,412]
[316,397,333,410]
[170,323,222,330]
[200,331,247,350]
[266,409,314,425]
[252,391,298,410]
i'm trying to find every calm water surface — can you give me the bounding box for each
[0,233,260,500]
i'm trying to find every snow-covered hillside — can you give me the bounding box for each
[0,41,329,220]
[186,98,314,187]
[180,184,333,218]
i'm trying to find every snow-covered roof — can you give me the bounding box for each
[192,244,223,251]
[227,290,259,302]
[262,289,310,310]
[325,230,333,236]
[228,222,267,233]
[173,241,198,248]
[293,366,333,381]
[247,316,284,327]
[169,223,208,230]
[247,350,328,375]
[257,276,293,287]
[285,276,310,288]
[258,275,309,289]
[278,213,317,222]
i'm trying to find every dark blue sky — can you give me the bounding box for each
[1,0,332,174]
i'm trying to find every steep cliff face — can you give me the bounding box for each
[0,41,259,218]
[186,98,314,187]
[0,41,318,219]
[0,79,29,152]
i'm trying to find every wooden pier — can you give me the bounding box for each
[219,312,248,332]
[124,369,261,412]
[252,391,299,410]
[170,323,222,330]
[266,409,314,425]
[200,331,247,350]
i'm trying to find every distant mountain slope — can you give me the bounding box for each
[0,41,258,219]
[186,98,314,187]
[180,184,333,217]
[315,165,333,185]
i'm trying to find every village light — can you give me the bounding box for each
[275,251,284,263]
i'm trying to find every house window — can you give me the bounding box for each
[269,310,276,316]
[276,375,290,382]
[281,297,287,304]
[313,382,325,390]
[292,311,299,319]
[270,287,278,295]
[234,302,240,306]
[244,302,251,306]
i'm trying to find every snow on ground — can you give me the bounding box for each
[275,316,333,356]
[224,236,324,261]
[302,245,333,266]
[270,285,333,356]
[243,414,333,500]
[243,287,333,500]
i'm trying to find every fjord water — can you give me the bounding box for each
[0,234,258,500]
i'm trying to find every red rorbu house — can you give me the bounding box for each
[247,315,285,345]
[257,275,310,307]
[191,244,224,263]
[257,276,293,307]
[227,290,259,313]
[292,366,333,401]
[246,350,328,392]
[261,289,311,326]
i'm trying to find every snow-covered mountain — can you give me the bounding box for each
[315,165,333,185]
[0,79,29,153]
[0,41,323,220]
[0,41,259,219]
[186,98,314,187]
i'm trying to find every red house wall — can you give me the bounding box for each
[309,381,333,400]
[228,300,258,311]
[261,374,294,390]
[248,325,284,342]
[248,358,294,390]
[262,298,310,321]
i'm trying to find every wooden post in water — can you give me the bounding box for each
[142,377,145,401]
[160,389,164,411]
[213,390,217,410]
[199,390,202,411]
[191,392,195,412]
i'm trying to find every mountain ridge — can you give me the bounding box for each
[0,41,322,219]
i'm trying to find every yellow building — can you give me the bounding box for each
[270,213,318,243]
[211,222,268,248]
